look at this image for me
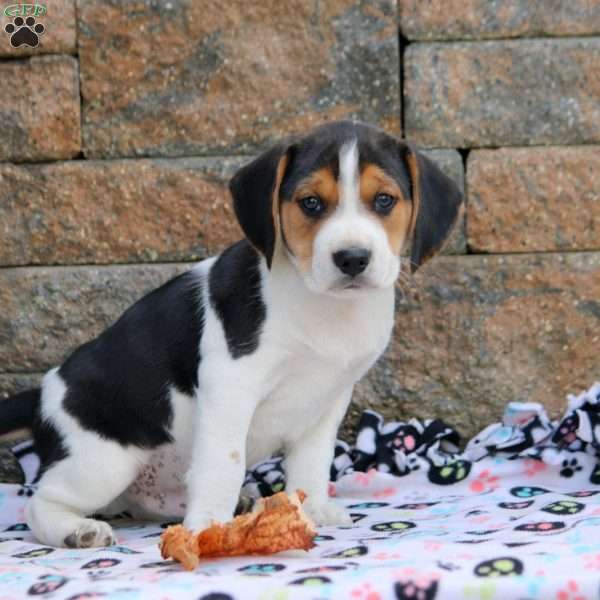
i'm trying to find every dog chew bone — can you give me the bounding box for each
[159,491,316,570]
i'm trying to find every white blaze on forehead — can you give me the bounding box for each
[338,139,360,213]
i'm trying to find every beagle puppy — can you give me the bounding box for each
[0,120,462,547]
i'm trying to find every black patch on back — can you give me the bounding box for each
[59,270,204,448]
[209,241,266,358]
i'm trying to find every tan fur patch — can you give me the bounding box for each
[360,164,413,254]
[279,167,338,272]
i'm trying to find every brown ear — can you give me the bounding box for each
[229,144,291,268]
[405,146,463,272]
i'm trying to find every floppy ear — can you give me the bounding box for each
[405,146,463,272]
[229,143,291,268]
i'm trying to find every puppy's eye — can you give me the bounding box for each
[299,195,325,217]
[373,193,397,215]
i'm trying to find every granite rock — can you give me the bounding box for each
[0,157,245,266]
[0,56,81,161]
[468,146,600,253]
[400,0,600,41]
[0,264,188,372]
[79,0,400,158]
[404,39,600,148]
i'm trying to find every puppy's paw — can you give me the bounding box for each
[304,499,353,527]
[63,519,115,548]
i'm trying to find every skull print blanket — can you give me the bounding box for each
[1,382,600,600]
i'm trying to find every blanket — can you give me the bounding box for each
[1,382,600,599]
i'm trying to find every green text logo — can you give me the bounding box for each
[3,3,46,17]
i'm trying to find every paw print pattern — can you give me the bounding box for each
[590,462,600,484]
[347,502,389,509]
[541,500,584,515]
[4,16,45,48]
[350,513,368,523]
[395,579,439,600]
[295,565,348,574]
[3,522,29,532]
[370,521,416,533]
[324,545,368,559]
[289,576,332,586]
[237,563,286,575]
[396,502,439,510]
[567,490,599,498]
[560,458,583,478]
[392,427,418,453]
[12,547,54,559]
[510,486,549,498]
[428,459,471,485]
[313,534,335,542]
[474,557,524,577]
[514,521,566,532]
[27,575,68,595]
[553,415,582,449]
[81,558,121,569]
[498,500,534,509]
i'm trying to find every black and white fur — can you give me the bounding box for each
[0,121,462,547]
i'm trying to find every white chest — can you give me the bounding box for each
[122,271,394,519]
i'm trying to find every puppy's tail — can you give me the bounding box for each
[0,388,41,435]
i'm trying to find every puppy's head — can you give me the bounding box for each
[230,121,462,296]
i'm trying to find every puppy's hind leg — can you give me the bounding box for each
[27,438,147,548]
[27,372,149,548]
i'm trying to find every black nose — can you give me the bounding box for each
[332,247,371,277]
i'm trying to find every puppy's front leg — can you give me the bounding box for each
[284,387,354,527]
[184,386,257,532]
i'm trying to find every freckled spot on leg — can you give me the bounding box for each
[230,450,240,463]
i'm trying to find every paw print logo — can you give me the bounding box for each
[560,458,583,478]
[474,557,524,577]
[4,16,45,48]
[509,485,549,498]
[542,500,584,515]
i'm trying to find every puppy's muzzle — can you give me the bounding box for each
[332,247,371,277]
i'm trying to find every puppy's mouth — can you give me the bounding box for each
[332,276,374,292]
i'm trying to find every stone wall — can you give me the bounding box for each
[1,1,598,442]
